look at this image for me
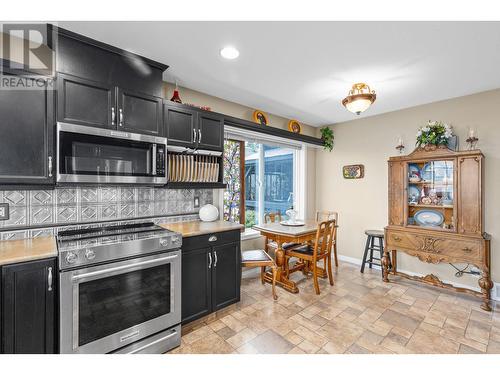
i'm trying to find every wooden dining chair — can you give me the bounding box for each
[265,211,300,253]
[285,219,336,295]
[241,250,278,300]
[315,211,339,267]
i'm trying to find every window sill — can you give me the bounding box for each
[241,228,262,241]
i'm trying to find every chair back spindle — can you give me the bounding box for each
[264,211,282,224]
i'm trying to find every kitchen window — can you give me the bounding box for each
[223,130,307,235]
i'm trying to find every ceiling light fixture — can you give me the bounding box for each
[342,83,376,115]
[220,46,239,60]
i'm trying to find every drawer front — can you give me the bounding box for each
[434,238,482,262]
[182,230,241,252]
[386,231,415,249]
[386,230,484,263]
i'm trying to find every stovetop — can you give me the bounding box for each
[58,222,165,241]
[57,222,182,270]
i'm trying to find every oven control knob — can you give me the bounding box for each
[85,249,96,260]
[172,237,180,245]
[160,238,169,247]
[65,252,78,264]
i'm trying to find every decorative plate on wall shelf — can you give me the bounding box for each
[253,110,269,126]
[288,120,302,134]
[414,209,444,227]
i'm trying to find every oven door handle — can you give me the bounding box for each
[71,254,178,282]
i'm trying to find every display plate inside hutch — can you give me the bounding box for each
[406,159,456,231]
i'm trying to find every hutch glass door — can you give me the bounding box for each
[407,159,455,231]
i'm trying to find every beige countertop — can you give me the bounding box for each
[0,236,58,266]
[160,220,244,237]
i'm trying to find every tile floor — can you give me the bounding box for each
[171,262,500,354]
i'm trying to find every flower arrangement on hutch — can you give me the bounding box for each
[415,121,453,150]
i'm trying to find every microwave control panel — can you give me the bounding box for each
[156,145,166,176]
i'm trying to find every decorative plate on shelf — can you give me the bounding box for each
[408,185,421,204]
[253,110,269,126]
[280,220,305,227]
[408,163,421,182]
[414,210,444,227]
[288,120,302,134]
[421,161,453,183]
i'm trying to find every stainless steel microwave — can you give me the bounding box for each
[56,122,167,185]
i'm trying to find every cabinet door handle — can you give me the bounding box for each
[119,108,123,126]
[214,251,218,267]
[193,128,197,143]
[48,156,53,177]
[393,236,402,242]
[462,247,472,253]
[47,266,53,292]
[111,107,116,125]
[198,129,202,143]
[208,252,212,269]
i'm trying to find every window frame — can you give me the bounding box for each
[223,138,307,233]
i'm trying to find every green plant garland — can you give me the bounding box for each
[320,127,334,152]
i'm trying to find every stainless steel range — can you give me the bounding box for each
[57,222,182,354]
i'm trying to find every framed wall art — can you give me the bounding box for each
[343,164,365,179]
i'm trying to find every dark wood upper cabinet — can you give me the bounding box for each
[57,73,115,129]
[56,29,166,97]
[197,112,224,151]
[163,102,224,152]
[55,27,168,136]
[1,258,56,354]
[212,242,241,311]
[164,103,197,147]
[0,75,54,186]
[118,88,163,136]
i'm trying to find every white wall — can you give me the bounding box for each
[315,89,500,287]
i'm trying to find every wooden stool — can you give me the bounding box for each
[242,250,278,300]
[360,230,390,277]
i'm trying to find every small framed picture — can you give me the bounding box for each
[253,110,269,126]
[343,164,364,179]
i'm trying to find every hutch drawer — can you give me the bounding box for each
[387,229,483,263]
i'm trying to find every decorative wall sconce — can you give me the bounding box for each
[466,128,478,150]
[396,136,405,154]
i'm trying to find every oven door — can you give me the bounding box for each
[59,250,181,354]
[57,122,167,185]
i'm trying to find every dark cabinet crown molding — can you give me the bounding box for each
[50,24,168,72]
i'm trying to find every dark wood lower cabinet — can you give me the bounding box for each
[181,247,213,324]
[1,258,57,354]
[212,242,241,311]
[181,230,241,324]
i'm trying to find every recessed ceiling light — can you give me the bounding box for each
[220,46,239,60]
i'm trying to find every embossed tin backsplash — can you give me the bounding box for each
[0,187,213,239]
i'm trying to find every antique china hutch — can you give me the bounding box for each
[383,146,492,311]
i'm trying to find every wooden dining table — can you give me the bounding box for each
[252,220,320,294]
